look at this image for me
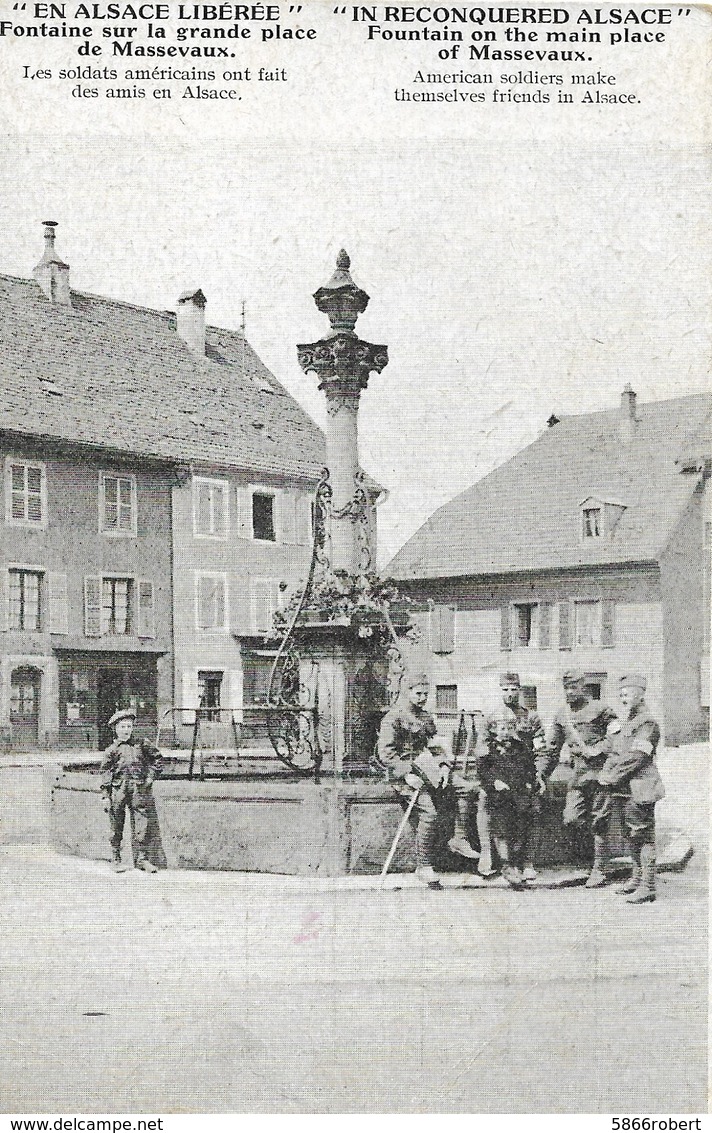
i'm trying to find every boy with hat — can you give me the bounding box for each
[377,673,479,886]
[545,670,619,887]
[477,672,549,887]
[99,708,163,873]
[598,675,664,904]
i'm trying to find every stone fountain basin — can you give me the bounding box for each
[48,762,617,876]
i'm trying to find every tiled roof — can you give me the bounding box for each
[0,274,325,479]
[388,392,712,580]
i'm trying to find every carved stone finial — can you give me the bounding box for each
[336,249,350,271]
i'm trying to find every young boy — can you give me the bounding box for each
[478,701,547,889]
[100,708,163,873]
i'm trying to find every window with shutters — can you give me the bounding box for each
[195,572,228,632]
[101,577,132,635]
[100,473,136,535]
[429,603,456,654]
[513,603,537,648]
[198,670,223,721]
[574,600,601,647]
[251,490,277,542]
[6,460,46,527]
[193,477,228,539]
[582,507,603,539]
[8,569,42,631]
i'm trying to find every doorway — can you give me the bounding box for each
[97,667,126,749]
[10,667,41,748]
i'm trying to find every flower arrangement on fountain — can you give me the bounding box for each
[270,570,418,643]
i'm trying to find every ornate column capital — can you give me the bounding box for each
[297,250,389,391]
[297,334,388,394]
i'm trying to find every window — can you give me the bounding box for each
[520,685,538,710]
[198,670,223,721]
[100,474,136,534]
[583,673,606,701]
[6,460,45,526]
[252,492,276,542]
[429,603,456,654]
[196,573,228,632]
[513,603,537,647]
[9,569,42,631]
[704,522,711,653]
[250,579,283,635]
[101,578,132,635]
[435,684,458,713]
[10,674,38,717]
[582,507,602,539]
[194,478,228,538]
[574,600,601,647]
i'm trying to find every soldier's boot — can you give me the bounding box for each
[476,795,496,877]
[415,865,442,888]
[448,803,480,860]
[415,815,441,888]
[616,845,641,894]
[136,855,158,874]
[111,850,128,873]
[625,843,656,904]
[495,838,523,889]
[501,864,524,889]
[584,835,609,888]
[519,827,537,881]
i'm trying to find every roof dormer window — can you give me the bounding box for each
[579,496,627,542]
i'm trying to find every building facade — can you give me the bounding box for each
[172,464,315,746]
[0,223,335,750]
[0,434,175,749]
[389,388,711,745]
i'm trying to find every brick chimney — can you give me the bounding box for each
[620,383,637,444]
[177,289,207,355]
[33,221,71,305]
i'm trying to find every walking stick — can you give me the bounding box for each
[381,784,421,881]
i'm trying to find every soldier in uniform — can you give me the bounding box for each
[598,674,665,904]
[477,672,550,888]
[546,670,618,887]
[377,673,479,886]
[478,673,549,882]
[100,708,163,873]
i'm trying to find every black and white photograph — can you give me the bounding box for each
[0,2,709,1118]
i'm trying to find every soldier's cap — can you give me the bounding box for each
[108,708,137,728]
[619,673,647,691]
[499,672,520,687]
[406,672,430,689]
[562,670,586,688]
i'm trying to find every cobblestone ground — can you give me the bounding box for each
[0,744,707,1114]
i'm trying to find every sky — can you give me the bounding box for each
[0,7,710,564]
